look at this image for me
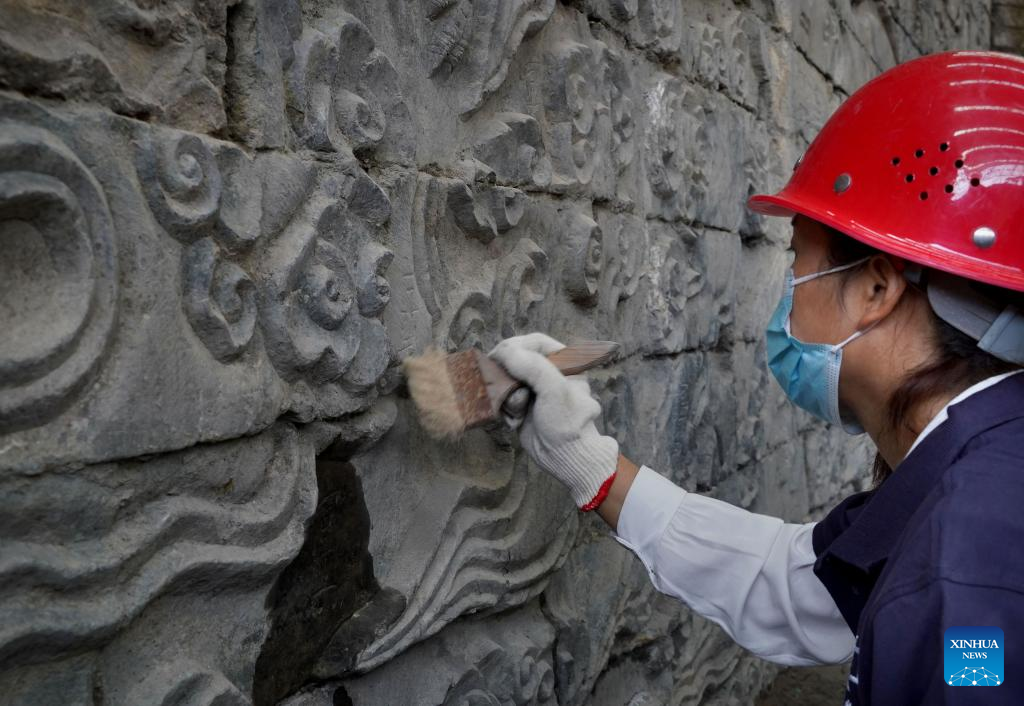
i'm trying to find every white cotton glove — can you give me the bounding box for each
[487,333,620,510]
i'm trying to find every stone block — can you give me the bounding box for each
[0,0,1003,702]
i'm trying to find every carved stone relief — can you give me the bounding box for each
[473,112,553,189]
[0,93,395,470]
[560,209,605,306]
[533,35,642,202]
[993,1,1024,52]
[0,120,118,433]
[541,533,637,705]
[643,76,704,222]
[583,0,683,55]
[183,237,259,362]
[423,0,557,115]
[446,158,526,244]
[0,0,1004,704]
[406,167,547,349]
[606,50,638,182]
[255,166,394,392]
[339,605,559,706]
[544,39,608,191]
[0,422,318,704]
[288,9,415,163]
[640,223,740,357]
[0,0,231,132]
[345,447,576,675]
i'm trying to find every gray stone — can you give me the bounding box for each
[0,0,1007,703]
[0,421,318,704]
[340,604,558,705]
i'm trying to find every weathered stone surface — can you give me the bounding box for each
[0,0,232,132]
[0,0,1009,703]
[0,421,318,704]
[994,1,1024,51]
[0,94,394,471]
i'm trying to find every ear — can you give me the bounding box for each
[851,255,908,328]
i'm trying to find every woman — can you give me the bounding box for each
[488,50,1024,705]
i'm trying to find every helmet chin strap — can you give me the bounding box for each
[922,268,1024,366]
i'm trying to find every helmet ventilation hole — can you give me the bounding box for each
[905,174,915,183]
[915,148,925,158]
[891,157,901,166]
[919,191,929,200]
[929,166,939,176]
[940,142,950,152]
[971,177,981,187]
[955,159,965,169]
[945,184,954,194]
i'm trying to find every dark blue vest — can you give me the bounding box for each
[812,372,1024,704]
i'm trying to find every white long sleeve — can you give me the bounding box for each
[614,465,855,666]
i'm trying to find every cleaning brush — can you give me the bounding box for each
[402,341,619,440]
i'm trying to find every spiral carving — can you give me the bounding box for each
[562,211,604,306]
[447,292,497,352]
[545,41,601,187]
[288,11,411,160]
[182,238,257,362]
[135,129,222,241]
[493,238,548,338]
[356,241,394,318]
[607,50,636,172]
[0,122,118,432]
[260,236,362,383]
[289,28,342,152]
[423,0,556,115]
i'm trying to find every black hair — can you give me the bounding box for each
[822,225,1022,485]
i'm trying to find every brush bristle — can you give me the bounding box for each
[402,347,466,440]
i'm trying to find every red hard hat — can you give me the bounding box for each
[749,50,1024,292]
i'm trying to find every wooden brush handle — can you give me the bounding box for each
[545,341,619,375]
[474,341,620,428]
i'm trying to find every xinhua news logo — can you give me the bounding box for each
[944,626,1004,686]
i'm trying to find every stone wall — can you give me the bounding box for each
[0,1,1002,704]
[994,0,1024,50]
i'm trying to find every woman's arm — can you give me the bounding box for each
[484,336,852,665]
[595,453,641,530]
[608,454,855,667]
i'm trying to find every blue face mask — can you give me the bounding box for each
[766,257,877,434]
